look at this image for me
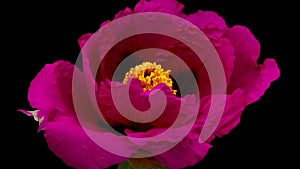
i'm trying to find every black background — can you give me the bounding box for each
[15,0,298,168]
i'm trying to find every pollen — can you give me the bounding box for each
[123,62,177,95]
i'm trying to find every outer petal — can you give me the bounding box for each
[125,124,211,169]
[44,116,126,169]
[187,10,227,41]
[215,38,235,83]
[155,135,211,169]
[213,90,246,137]
[113,7,133,20]
[148,90,251,168]
[225,26,280,103]
[125,95,210,169]
[134,0,186,18]
[78,33,93,49]
[195,37,235,96]
[28,61,75,120]
[153,103,212,169]
[152,90,245,168]
[187,10,235,88]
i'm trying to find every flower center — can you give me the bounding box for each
[123,62,177,95]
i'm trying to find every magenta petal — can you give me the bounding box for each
[225,26,260,66]
[154,127,211,169]
[28,61,75,117]
[215,38,235,84]
[241,59,279,103]
[125,127,211,169]
[113,7,133,20]
[123,93,204,168]
[196,37,235,95]
[97,80,132,127]
[183,10,234,94]
[225,26,280,103]
[187,10,227,30]
[44,116,125,169]
[193,38,235,96]
[78,33,93,49]
[134,0,186,17]
[213,89,246,137]
[187,10,227,41]
[123,120,211,168]
[100,20,110,28]
[98,79,182,130]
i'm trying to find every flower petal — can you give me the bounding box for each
[124,94,206,169]
[195,37,235,96]
[113,7,133,20]
[214,38,235,84]
[213,89,246,137]
[152,90,245,168]
[44,116,125,169]
[124,125,211,169]
[187,10,235,89]
[154,125,211,169]
[134,0,186,17]
[28,61,75,119]
[97,80,132,127]
[187,10,227,41]
[98,79,183,130]
[225,26,280,103]
[78,33,93,49]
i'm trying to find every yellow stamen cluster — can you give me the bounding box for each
[123,62,176,95]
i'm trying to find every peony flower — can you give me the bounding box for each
[19,0,280,169]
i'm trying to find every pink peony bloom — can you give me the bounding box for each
[19,0,280,169]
